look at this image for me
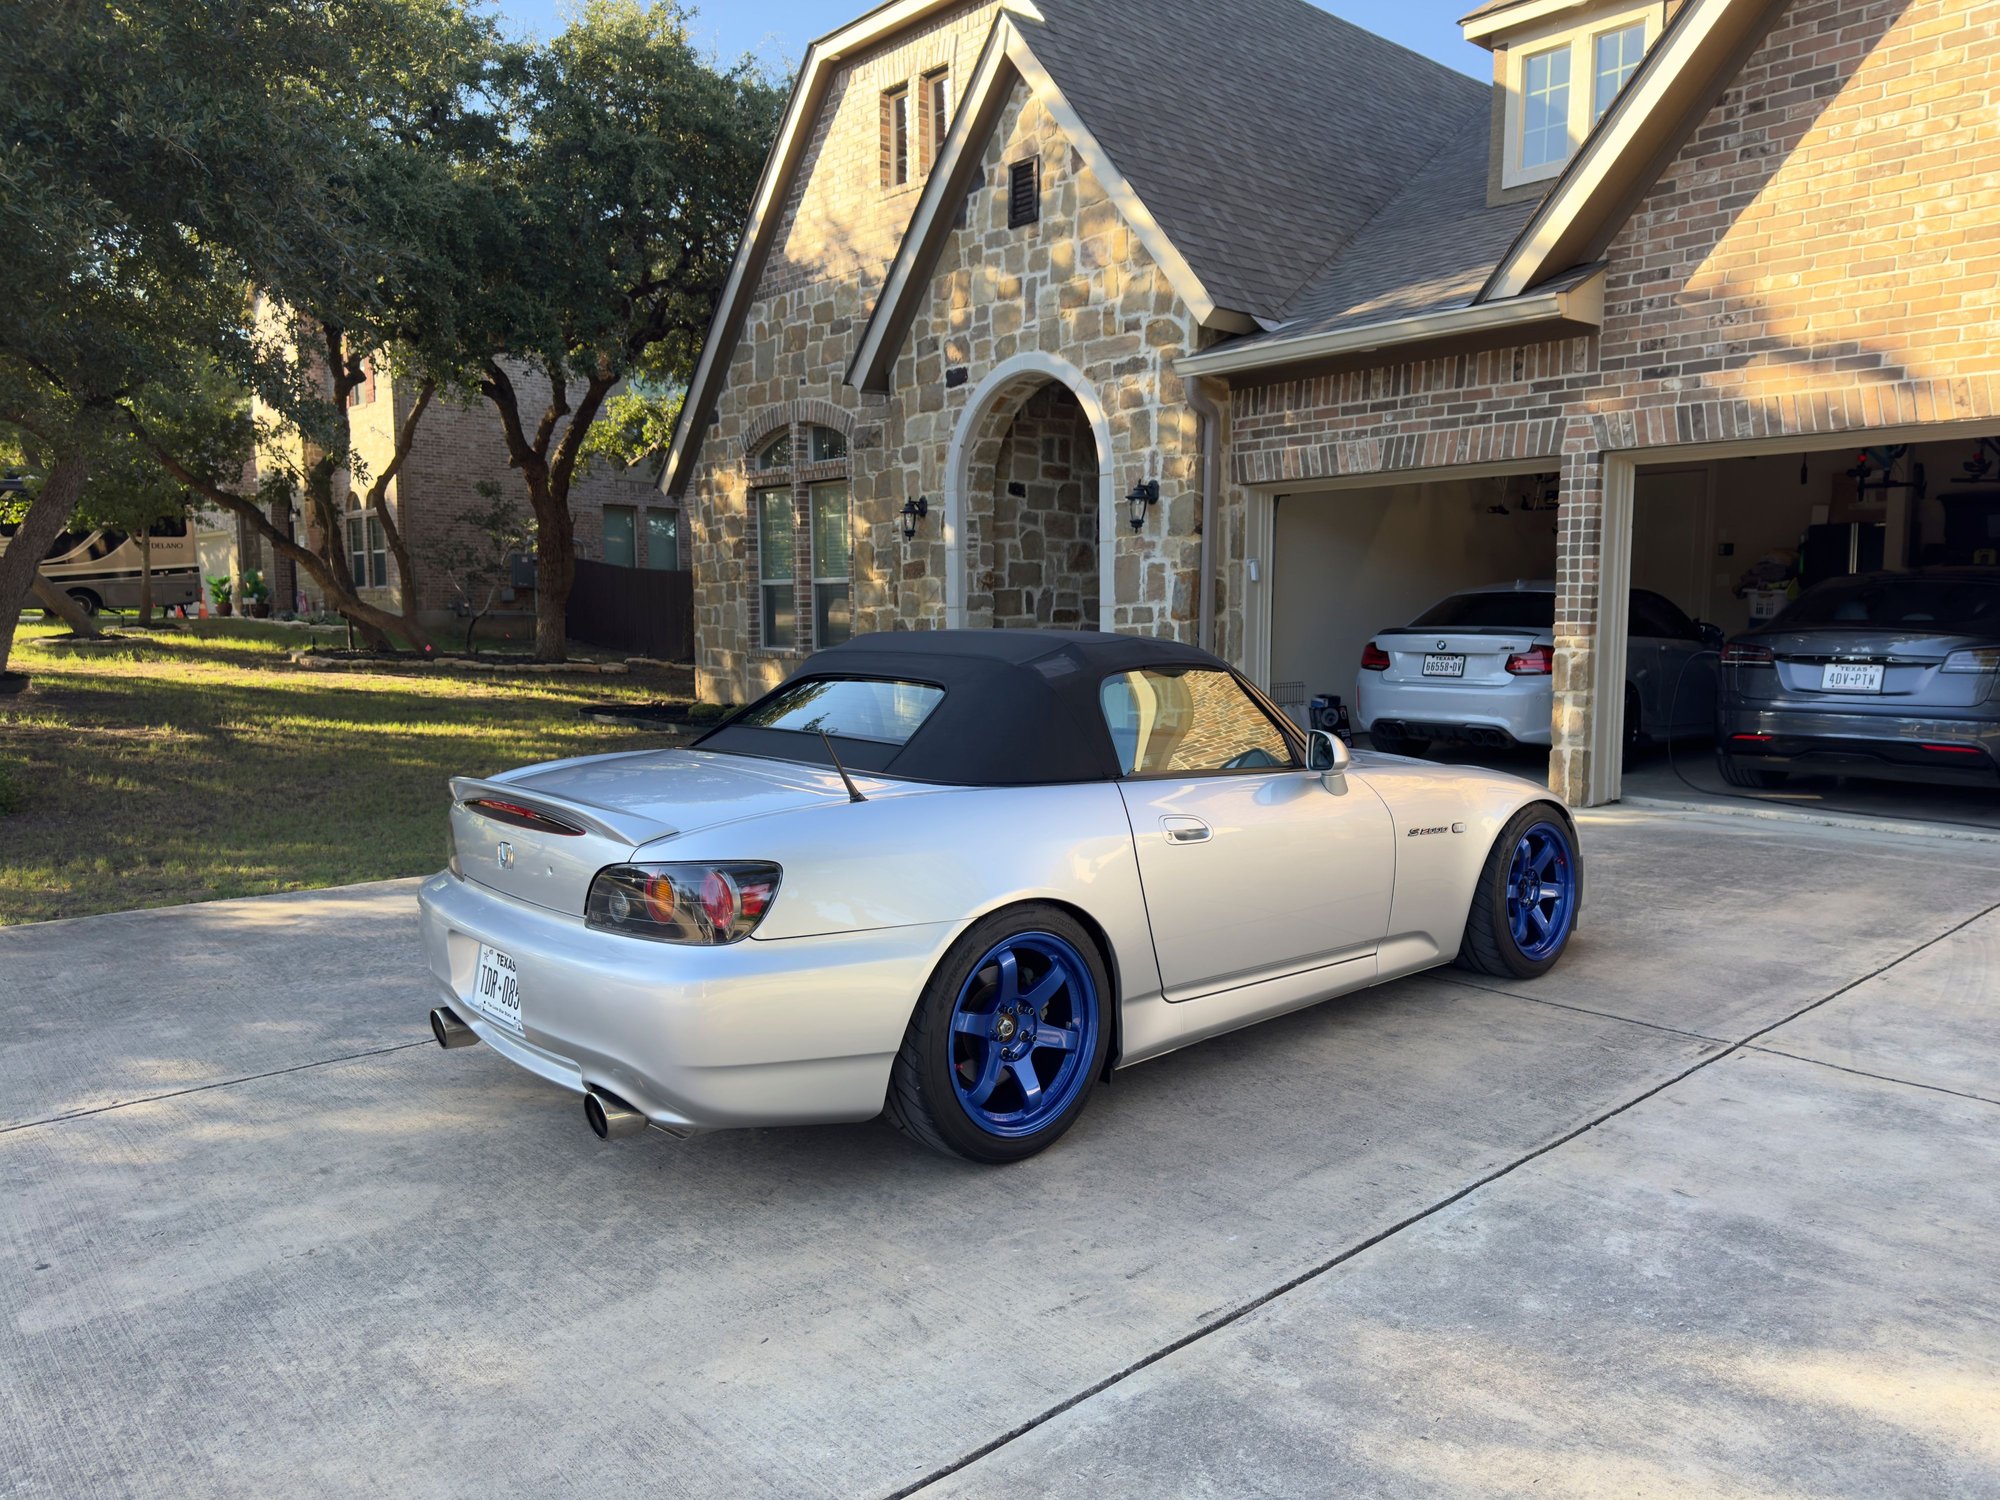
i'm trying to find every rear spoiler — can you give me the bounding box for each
[447,776,675,846]
[1375,625,1550,639]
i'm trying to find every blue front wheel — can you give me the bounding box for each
[1457,805,1581,979]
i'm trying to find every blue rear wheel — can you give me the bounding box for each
[947,932,1100,1139]
[885,906,1111,1163]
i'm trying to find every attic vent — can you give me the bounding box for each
[1007,157,1040,228]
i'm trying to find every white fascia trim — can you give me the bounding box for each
[658,0,958,496]
[845,16,1240,393]
[1462,0,1590,45]
[1173,269,1603,379]
[1483,0,1730,302]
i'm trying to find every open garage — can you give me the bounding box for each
[1253,427,2000,833]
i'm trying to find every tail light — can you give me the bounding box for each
[1721,641,1774,666]
[1360,643,1391,671]
[1505,644,1554,676]
[1940,647,2000,674]
[587,862,782,945]
[463,797,585,836]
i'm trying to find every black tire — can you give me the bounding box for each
[1621,685,1645,771]
[1717,750,1788,789]
[1370,727,1430,758]
[1456,803,1582,981]
[885,903,1112,1164]
[68,590,101,616]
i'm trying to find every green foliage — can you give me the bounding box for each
[581,384,686,475]
[207,577,234,606]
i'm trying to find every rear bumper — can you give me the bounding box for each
[417,871,965,1132]
[1355,676,1551,747]
[1717,703,2000,785]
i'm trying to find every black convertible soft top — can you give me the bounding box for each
[695,630,1293,786]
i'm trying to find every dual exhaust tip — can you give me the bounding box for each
[429,1006,647,1140]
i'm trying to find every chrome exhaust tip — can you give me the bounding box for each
[584,1088,647,1140]
[430,1006,479,1049]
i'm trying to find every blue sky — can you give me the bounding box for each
[489,1,1489,81]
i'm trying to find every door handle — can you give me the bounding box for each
[1160,816,1211,845]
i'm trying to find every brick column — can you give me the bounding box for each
[1551,446,1603,807]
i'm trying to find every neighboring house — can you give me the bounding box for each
[661,0,2000,808]
[231,330,676,627]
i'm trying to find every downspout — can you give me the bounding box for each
[1185,373,1223,655]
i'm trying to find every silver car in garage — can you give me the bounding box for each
[420,631,1583,1163]
[1717,568,2000,788]
[1354,582,1722,758]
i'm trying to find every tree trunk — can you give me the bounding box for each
[533,494,574,662]
[0,451,92,674]
[31,576,105,636]
[138,532,154,625]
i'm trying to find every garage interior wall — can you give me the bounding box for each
[1270,476,1558,706]
[1633,438,1980,638]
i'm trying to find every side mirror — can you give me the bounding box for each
[1697,621,1725,650]
[1308,730,1351,786]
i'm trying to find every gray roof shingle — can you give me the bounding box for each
[1019,0,1491,323]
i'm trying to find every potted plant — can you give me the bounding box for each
[240,569,272,618]
[207,575,233,617]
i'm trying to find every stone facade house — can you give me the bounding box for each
[662,0,2000,807]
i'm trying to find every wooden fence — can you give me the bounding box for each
[565,559,694,661]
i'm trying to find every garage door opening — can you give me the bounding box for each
[1617,432,2000,833]
[1267,469,1559,781]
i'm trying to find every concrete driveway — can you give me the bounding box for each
[3,809,1997,1498]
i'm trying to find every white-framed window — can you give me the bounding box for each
[810,479,851,648]
[1593,22,1646,120]
[345,505,388,588]
[881,83,910,188]
[755,487,796,651]
[1500,4,1662,189]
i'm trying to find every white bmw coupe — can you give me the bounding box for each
[420,631,1581,1162]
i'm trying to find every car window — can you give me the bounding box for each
[735,677,944,744]
[1629,590,1696,640]
[1099,668,1295,776]
[1410,591,1555,629]
[1773,575,2000,631]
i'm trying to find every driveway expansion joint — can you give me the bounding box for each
[1744,1044,2000,1109]
[891,894,2000,1499]
[0,1039,432,1136]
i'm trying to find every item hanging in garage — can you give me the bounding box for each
[1309,693,1352,742]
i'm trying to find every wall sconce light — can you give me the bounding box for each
[899,495,929,542]
[1124,479,1159,532]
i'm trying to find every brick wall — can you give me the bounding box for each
[987,382,1099,629]
[1224,0,2000,799]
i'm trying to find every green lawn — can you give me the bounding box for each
[0,620,689,924]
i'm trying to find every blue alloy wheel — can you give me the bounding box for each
[1505,820,1577,961]
[947,931,1100,1138]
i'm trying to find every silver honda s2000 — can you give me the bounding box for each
[419,631,1582,1162]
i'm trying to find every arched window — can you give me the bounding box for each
[747,419,851,652]
[753,429,793,471]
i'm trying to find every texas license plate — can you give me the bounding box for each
[471,944,524,1034]
[1422,654,1466,678]
[1821,662,1884,693]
